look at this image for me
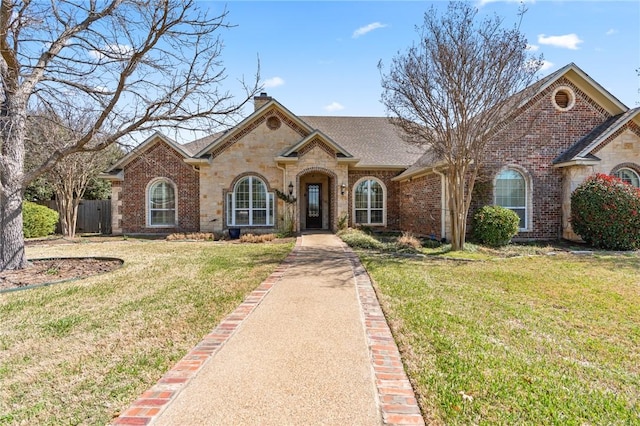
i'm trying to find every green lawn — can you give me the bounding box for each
[359,248,640,425]
[0,239,293,425]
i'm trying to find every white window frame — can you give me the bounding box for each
[353,177,386,226]
[494,168,530,231]
[146,178,177,227]
[227,176,274,227]
[613,167,640,188]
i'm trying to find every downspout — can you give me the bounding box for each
[434,169,447,241]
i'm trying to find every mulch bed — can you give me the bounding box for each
[0,257,123,292]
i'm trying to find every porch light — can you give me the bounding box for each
[341,182,346,195]
[288,181,294,196]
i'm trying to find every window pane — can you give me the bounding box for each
[268,193,274,225]
[252,178,266,208]
[227,193,233,226]
[511,208,526,229]
[614,168,640,187]
[370,181,383,209]
[496,170,525,208]
[253,209,267,225]
[370,209,383,224]
[235,209,249,225]
[151,182,175,209]
[151,210,174,226]
[355,181,368,209]
[236,178,250,208]
[355,209,368,224]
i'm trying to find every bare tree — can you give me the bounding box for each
[27,108,122,238]
[0,0,259,270]
[379,2,542,251]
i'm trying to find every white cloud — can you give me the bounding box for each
[324,102,345,112]
[263,77,285,88]
[526,44,539,52]
[605,28,618,36]
[539,60,554,72]
[352,22,387,38]
[537,33,583,50]
[90,43,133,59]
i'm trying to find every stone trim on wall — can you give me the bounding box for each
[298,138,336,159]
[297,167,338,231]
[211,108,310,159]
[591,121,640,156]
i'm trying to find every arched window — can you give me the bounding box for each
[495,169,527,229]
[227,176,274,226]
[354,178,385,225]
[148,179,176,226]
[613,167,640,188]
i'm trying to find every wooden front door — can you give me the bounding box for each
[306,183,322,229]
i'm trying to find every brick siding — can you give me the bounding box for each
[121,141,200,233]
[399,174,443,239]
[476,77,611,240]
[347,170,403,230]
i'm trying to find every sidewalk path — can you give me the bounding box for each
[113,233,423,426]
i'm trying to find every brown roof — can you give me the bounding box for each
[182,132,225,156]
[300,116,424,168]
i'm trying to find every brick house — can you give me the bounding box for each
[102,63,640,241]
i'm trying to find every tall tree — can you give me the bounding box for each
[0,0,259,270]
[379,2,542,250]
[26,108,123,238]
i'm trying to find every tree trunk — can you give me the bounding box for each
[0,105,29,270]
[0,186,28,270]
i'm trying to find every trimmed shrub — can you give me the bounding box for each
[473,205,520,247]
[571,173,640,250]
[23,201,59,238]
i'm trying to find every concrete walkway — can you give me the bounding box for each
[113,233,423,426]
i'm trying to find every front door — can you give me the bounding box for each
[306,183,322,229]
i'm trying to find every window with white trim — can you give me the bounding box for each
[354,178,385,225]
[613,167,640,188]
[495,169,527,229]
[227,176,274,226]
[148,179,176,226]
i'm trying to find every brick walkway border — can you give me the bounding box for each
[111,240,301,426]
[113,236,424,426]
[342,243,426,426]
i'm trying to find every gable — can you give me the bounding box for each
[195,101,312,159]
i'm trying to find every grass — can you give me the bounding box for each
[355,242,640,425]
[0,238,293,425]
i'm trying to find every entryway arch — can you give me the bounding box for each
[296,167,338,232]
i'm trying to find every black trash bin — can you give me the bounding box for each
[228,228,241,239]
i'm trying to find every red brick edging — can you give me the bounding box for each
[342,243,426,426]
[113,237,424,426]
[111,239,301,425]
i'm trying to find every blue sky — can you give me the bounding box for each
[209,1,639,118]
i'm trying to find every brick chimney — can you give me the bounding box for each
[254,92,272,111]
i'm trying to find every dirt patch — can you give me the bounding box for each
[0,257,123,292]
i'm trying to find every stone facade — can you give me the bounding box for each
[103,64,640,242]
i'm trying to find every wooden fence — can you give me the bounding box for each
[38,200,112,235]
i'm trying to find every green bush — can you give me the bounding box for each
[337,228,384,250]
[571,173,640,250]
[473,205,520,247]
[23,201,59,238]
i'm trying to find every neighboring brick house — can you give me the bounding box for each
[102,63,640,241]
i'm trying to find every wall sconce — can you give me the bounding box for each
[340,182,346,195]
[288,181,294,196]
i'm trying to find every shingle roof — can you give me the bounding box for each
[553,107,640,165]
[299,116,424,167]
[182,132,224,156]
